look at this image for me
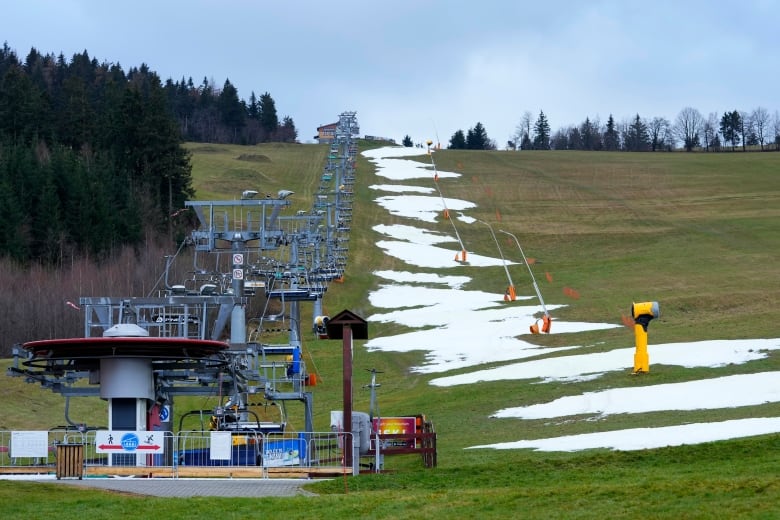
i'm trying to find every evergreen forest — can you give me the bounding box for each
[0,43,296,265]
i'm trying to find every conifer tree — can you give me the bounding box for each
[720,110,741,150]
[247,91,259,119]
[448,129,466,149]
[466,122,490,149]
[533,111,551,150]
[603,115,620,151]
[277,116,298,143]
[624,114,650,151]
[218,79,245,134]
[258,92,279,138]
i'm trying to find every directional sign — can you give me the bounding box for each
[95,431,164,454]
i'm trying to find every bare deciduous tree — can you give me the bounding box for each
[740,110,751,151]
[702,112,720,151]
[674,107,704,151]
[751,107,770,150]
[514,110,533,150]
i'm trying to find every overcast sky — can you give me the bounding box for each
[4,0,777,146]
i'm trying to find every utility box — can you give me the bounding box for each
[55,444,84,480]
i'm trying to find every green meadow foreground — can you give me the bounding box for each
[2,143,779,518]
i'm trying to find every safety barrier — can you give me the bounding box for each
[0,429,352,478]
[0,429,85,471]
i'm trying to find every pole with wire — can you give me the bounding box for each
[477,219,515,300]
[499,229,551,333]
[427,139,468,263]
[364,368,383,423]
[364,368,383,472]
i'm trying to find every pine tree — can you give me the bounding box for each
[0,64,48,144]
[568,126,582,150]
[198,77,214,108]
[579,118,593,150]
[720,110,741,150]
[0,144,32,261]
[0,164,29,261]
[277,115,298,143]
[218,79,245,137]
[466,122,489,149]
[448,129,466,149]
[533,111,550,150]
[603,114,619,151]
[624,114,650,151]
[247,91,259,119]
[258,92,278,139]
[30,162,64,264]
[60,75,96,148]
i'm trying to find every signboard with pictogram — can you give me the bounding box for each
[95,431,164,454]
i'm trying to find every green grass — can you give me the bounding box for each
[3,143,780,518]
[184,141,330,213]
[2,437,779,518]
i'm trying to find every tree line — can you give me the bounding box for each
[437,107,780,152]
[165,77,297,144]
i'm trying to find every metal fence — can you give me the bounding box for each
[0,429,351,478]
[0,428,84,468]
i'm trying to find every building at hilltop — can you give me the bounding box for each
[316,123,397,145]
[315,123,338,143]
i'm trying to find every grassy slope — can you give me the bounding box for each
[3,143,780,518]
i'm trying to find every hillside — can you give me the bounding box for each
[3,141,780,517]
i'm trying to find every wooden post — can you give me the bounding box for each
[342,323,353,468]
[325,310,368,474]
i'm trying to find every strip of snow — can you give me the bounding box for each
[467,417,780,452]
[430,339,780,386]
[492,371,780,419]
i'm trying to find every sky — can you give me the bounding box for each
[360,145,780,452]
[3,1,779,147]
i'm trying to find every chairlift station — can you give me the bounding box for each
[8,112,362,466]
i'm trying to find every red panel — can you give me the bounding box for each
[22,337,228,360]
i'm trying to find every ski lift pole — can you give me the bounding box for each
[477,219,515,300]
[364,368,383,424]
[364,368,383,473]
[499,230,552,333]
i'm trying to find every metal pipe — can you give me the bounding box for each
[477,219,514,290]
[498,230,549,316]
